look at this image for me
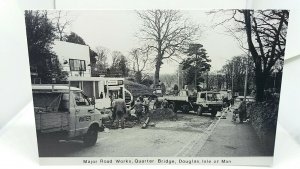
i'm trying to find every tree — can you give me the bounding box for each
[183,67,205,86]
[95,47,108,69]
[161,82,166,95]
[160,74,177,88]
[90,46,109,76]
[173,84,179,91]
[213,10,289,101]
[206,72,220,90]
[243,10,288,101]
[89,48,98,76]
[141,78,154,87]
[136,10,199,85]
[181,44,211,86]
[109,51,130,77]
[130,47,150,83]
[25,10,67,83]
[65,32,86,45]
[51,11,71,41]
[119,55,130,77]
[221,55,255,94]
[173,84,179,95]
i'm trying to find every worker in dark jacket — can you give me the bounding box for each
[112,96,127,129]
[134,98,143,122]
[238,101,246,123]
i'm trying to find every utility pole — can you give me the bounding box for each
[177,66,180,89]
[194,68,197,87]
[206,71,209,90]
[231,63,234,97]
[194,53,199,87]
[243,54,249,102]
[178,64,183,90]
[273,69,278,90]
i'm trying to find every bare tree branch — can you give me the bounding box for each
[136,10,199,84]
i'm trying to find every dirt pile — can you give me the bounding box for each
[247,99,279,155]
[124,80,153,98]
[148,108,177,121]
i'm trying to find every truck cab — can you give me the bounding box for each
[196,91,223,117]
[32,84,102,146]
[176,89,197,103]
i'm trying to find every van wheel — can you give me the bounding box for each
[83,126,98,146]
[182,105,189,114]
[197,106,202,116]
[211,111,217,117]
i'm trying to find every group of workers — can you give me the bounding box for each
[111,95,152,129]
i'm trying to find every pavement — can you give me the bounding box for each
[197,110,269,157]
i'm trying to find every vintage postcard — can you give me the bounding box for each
[24,9,289,166]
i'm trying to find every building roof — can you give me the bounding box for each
[32,84,81,92]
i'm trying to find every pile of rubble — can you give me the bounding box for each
[148,108,177,121]
[101,107,177,130]
[124,80,153,98]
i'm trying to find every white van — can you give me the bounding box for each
[32,84,102,146]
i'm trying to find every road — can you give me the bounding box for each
[38,113,218,157]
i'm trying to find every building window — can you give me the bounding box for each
[69,59,86,71]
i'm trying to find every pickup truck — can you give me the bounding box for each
[161,90,223,117]
[32,84,102,146]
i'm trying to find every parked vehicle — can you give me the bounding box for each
[235,96,256,102]
[32,84,102,146]
[160,90,223,117]
[195,91,223,117]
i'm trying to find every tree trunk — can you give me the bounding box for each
[154,62,161,85]
[244,10,265,102]
[255,72,266,102]
[135,71,142,83]
[154,49,163,85]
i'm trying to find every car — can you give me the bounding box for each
[235,96,256,102]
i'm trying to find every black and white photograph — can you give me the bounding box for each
[24,9,289,165]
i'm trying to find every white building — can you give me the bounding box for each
[51,41,133,109]
[52,40,91,77]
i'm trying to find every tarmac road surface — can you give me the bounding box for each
[38,113,217,157]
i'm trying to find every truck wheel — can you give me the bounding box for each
[168,103,175,112]
[83,126,98,146]
[182,105,189,114]
[211,111,217,117]
[197,106,202,116]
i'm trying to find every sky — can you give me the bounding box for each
[63,10,245,75]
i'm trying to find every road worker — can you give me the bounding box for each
[143,96,150,115]
[238,101,247,123]
[134,98,144,122]
[112,95,127,129]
